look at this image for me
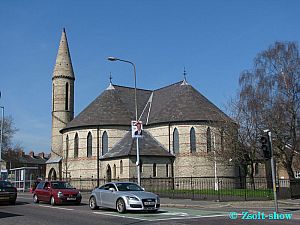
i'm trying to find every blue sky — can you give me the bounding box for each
[0,0,299,153]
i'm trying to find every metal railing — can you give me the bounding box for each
[62,176,300,201]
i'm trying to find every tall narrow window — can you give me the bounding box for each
[87,132,92,157]
[102,131,108,156]
[166,164,169,177]
[220,129,224,152]
[66,135,69,159]
[113,164,116,179]
[140,160,143,173]
[173,128,179,154]
[207,127,212,152]
[74,133,79,158]
[120,160,123,174]
[52,84,55,111]
[153,163,157,177]
[65,82,69,111]
[190,127,196,153]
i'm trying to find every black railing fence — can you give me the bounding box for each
[63,176,300,201]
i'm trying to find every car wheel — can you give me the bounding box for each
[9,200,16,205]
[116,198,126,213]
[33,194,39,203]
[89,196,98,210]
[50,196,56,206]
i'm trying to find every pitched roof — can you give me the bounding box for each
[18,155,49,165]
[100,130,174,160]
[64,85,152,129]
[63,80,229,131]
[147,81,230,124]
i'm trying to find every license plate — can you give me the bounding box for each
[144,202,155,205]
[0,196,9,200]
[67,197,76,200]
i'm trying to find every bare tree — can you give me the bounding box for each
[1,116,18,153]
[233,42,300,180]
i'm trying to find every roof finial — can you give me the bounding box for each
[181,67,189,85]
[109,72,113,84]
[106,72,115,90]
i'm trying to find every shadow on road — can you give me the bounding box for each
[0,211,23,219]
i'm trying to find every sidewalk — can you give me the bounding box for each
[159,197,300,211]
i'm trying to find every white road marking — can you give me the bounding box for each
[92,211,150,221]
[92,210,229,221]
[17,196,33,200]
[38,205,74,211]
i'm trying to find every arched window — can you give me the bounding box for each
[173,128,179,154]
[255,163,259,175]
[102,131,108,156]
[207,127,212,152]
[190,127,196,153]
[113,164,116,179]
[65,82,69,111]
[120,160,123,174]
[87,132,92,157]
[153,163,157,177]
[74,133,79,158]
[66,135,69,159]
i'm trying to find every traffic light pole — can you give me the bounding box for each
[265,130,278,213]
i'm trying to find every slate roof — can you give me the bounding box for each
[100,130,174,160]
[62,80,229,131]
[147,81,230,124]
[63,85,152,130]
[18,155,49,165]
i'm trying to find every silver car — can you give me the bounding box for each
[89,182,160,213]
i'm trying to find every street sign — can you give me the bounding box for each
[132,121,143,138]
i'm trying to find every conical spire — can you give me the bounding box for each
[52,28,75,80]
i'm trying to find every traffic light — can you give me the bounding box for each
[260,133,271,159]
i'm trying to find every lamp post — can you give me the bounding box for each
[107,57,141,185]
[213,133,218,191]
[0,105,4,179]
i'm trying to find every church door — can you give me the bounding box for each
[48,168,57,181]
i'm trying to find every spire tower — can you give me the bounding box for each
[49,28,75,179]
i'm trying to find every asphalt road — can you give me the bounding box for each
[0,193,299,225]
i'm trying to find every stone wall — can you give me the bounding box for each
[59,123,237,179]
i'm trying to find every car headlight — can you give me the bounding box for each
[58,191,63,198]
[157,197,160,204]
[77,192,81,197]
[126,196,139,201]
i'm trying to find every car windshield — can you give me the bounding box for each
[51,182,74,189]
[116,183,143,191]
[0,181,14,188]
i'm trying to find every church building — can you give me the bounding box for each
[46,29,238,182]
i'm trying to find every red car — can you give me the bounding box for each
[33,181,81,206]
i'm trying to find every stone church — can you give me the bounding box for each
[46,29,238,181]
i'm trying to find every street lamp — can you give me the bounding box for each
[0,105,4,178]
[107,56,141,185]
[213,133,218,191]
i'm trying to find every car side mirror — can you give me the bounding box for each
[108,187,115,192]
